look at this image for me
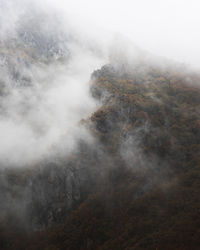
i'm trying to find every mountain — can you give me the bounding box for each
[0,58,199,249]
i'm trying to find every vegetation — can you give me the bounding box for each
[0,62,200,249]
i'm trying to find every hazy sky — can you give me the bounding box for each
[47,0,200,68]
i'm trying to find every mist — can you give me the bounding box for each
[0,2,199,248]
[0,0,107,167]
[0,0,199,168]
[58,0,200,68]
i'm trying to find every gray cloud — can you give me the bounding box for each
[0,0,106,167]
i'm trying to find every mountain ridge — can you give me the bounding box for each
[0,59,199,249]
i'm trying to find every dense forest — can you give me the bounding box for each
[1,60,199,250]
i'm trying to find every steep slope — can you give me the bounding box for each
[90,63,200,171]
[2,62,199,250]
[0,12,102,234]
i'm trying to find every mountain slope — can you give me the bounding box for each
[2,62,199,250]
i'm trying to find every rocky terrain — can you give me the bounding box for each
[0,55,199,249]
[0,4,199,249]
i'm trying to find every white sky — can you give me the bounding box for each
[46,0,200,68]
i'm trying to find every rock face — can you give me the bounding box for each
[0,15,73,230]
[28,145,103,229]
[0,139,104,229]
[0,15,69,90]
[29,164,81,228]
[0,12,99,230]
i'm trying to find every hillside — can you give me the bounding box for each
[1,61,199,250]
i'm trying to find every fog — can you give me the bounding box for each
[0,0,106,166]
[0,1,199,238]
[53,0,200,68]
[0,0,199,167]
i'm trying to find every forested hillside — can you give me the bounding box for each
[1,61,199,250]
